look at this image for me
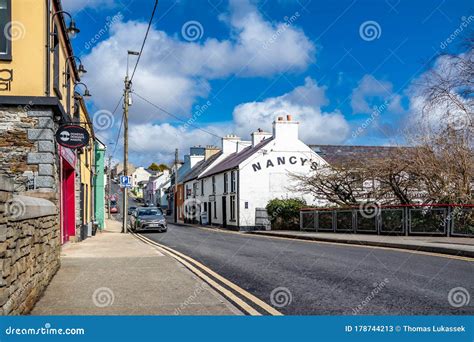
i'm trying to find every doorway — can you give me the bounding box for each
[222,196,227,228]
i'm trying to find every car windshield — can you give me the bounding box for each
[138,209,162,217]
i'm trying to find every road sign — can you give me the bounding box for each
[120,175,132,188]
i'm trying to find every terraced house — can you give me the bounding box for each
[0,0,100,314]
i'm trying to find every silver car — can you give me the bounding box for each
[130,207,167,232]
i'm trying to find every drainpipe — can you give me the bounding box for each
[45,0,51,96]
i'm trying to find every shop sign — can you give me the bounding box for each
[55,125,90,149]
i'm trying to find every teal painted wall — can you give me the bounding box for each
[94,141,106,230]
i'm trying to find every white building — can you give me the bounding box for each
[131,167,151,187]
[145,170,171,208]
[182,115,328,230]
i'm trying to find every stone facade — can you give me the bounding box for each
[0,176,60,315]
[0,106,59,195]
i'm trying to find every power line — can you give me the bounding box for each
[132,91,224,139]
[112,111,125,158]
[130,0,159,82]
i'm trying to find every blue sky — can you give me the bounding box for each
[62,0,473,165]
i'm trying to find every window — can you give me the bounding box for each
[212,176,216,194]
[0,0,11,60]
[224,173,228,193]
[193,182,197,197]
[231,171,237,193]
[53,24,62,99]
[230,195,236,221]
[213,202,217,219]
[200,179,204,196]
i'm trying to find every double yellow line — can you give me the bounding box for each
[132,232,282,316]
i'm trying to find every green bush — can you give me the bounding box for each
[266,198,306,230]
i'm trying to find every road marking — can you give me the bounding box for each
[177,223,474,262]
[132,232,282,316]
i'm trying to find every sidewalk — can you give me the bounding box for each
[247,230,474,258]
[31,219,240,315]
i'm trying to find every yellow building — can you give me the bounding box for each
[76,99,95,239]
[0,0,94,244]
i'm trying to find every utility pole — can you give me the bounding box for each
[107,155,112,219]
[122,75,131,233]
[122,50,139,234]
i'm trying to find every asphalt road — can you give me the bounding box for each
[142,223,474,315]
[109,182,473,315]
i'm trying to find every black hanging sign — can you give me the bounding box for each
[55,125,90,149]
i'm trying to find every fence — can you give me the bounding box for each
[300,204,474,237]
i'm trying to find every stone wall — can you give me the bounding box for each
[0,176,60,315]
[0,106,59,194]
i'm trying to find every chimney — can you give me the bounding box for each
[222,134,241,154]
[251,128,272,146]
[272,115,299,141]
[204,145,221,160]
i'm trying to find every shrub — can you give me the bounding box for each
[266,198,306,230]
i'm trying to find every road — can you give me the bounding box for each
[109,182,473,315]
[142,223,473,315]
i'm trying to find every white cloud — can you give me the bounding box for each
[82,0,315,124]
[127,77,350,163]
[232,77,350,143]
[61,0,115,12]
[351,74,396,114]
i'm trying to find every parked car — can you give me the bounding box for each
[110,205,119,214]
[130,207,167,233]
[128,206,137,215]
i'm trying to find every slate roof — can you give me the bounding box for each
[309,144,404,166]
[200,138,273,178]
[181,152,223,183]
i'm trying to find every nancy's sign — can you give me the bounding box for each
[252,156,318,172]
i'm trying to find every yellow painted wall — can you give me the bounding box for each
[0,0,78,117]
[78,102,94,224]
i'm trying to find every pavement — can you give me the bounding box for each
[144,222,474,315]
[247,231,474,258]
[31,219,241,315]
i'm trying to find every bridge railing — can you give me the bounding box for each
[300,204,474,237]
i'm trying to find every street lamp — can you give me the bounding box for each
[64,56,87,86]
[51,11,80,39]
[73,82,91,100]
[126,50,140,78]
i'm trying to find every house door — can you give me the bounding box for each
[222,196,227,228]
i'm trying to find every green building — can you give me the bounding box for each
[94,139,107,230]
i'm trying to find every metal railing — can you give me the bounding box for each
[300,204,474,237]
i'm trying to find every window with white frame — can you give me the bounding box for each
[230,195,236,221]
[201,179,204,196]
[212,176,216,194]
[231,171,236,193]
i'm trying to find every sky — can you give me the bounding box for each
[61,0,473,166]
